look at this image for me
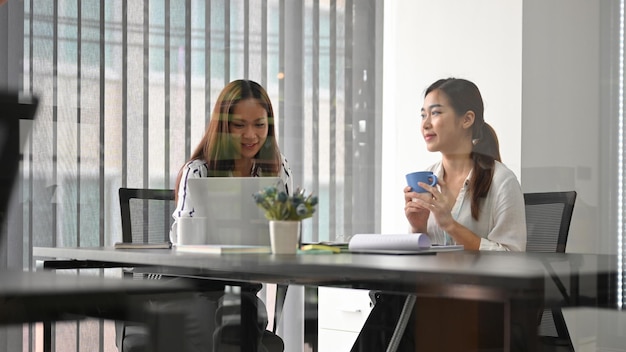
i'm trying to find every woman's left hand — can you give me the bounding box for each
[416,178,456,231]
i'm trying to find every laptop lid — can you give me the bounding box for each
[186,177,282,246]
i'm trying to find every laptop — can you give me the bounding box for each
[186,177,283,246]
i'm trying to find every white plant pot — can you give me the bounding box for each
[269,220,301,254]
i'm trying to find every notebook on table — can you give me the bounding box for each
[348,233,464,255]
[186,177,282,246]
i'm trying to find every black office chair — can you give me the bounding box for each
[524,191,577,352]
[117,187,225,351]
[119,188,175,245]
[115,188,176,352]
[115,187,284,352]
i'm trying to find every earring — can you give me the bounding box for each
[472,138,480,145]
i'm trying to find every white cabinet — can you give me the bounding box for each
[318,287,373,352]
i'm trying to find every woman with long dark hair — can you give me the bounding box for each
[353,78,527,352]
[404,77,526,250]
[168,79,289,351]
[172,79,292,243]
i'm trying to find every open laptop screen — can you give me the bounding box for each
[186,177,282,246]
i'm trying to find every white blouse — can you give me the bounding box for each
[170,155,293,243]
[425,160,527,251]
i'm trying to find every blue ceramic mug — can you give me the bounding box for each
[406,171,438,193]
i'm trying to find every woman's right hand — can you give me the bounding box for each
[404,186,430,233]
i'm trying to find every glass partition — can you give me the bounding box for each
[21,0,382,255]
[2,0,625,351]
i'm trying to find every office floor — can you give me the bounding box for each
[564,308,626,352]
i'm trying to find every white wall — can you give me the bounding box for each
[521,1,623,349]
[382,0,523,234]
[521,0,604,255]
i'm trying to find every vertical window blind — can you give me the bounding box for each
[20,0,381,350]
[618,0,625,310]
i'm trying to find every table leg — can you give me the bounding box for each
[145,303,186,352]
[386,295,416,352]
[350,293,414,352]
[43,321,52,352]
[509,297,541,352]
[273,284,289,333]
[241,290,257,352]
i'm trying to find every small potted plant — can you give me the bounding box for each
[253,186,317,254]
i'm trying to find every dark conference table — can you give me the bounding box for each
[33,246,620,351]
[0,269,194,352]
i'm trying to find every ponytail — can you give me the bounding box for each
[425,78,501,221]
[469,122,500,220]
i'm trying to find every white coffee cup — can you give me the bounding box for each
[176,217,207,245]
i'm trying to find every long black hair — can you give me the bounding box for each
[425,78,501,220]
[175,80,281,199]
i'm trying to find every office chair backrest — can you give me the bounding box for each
[119,188,175,244]
[524,191,577,349]
[524,191,577,253]
[117,188,175,351]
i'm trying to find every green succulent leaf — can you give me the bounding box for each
[252,186,317,221]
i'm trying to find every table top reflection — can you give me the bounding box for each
[33,246,620,309]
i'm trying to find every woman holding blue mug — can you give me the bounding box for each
[404,78,526,251]
[352,78,528,352]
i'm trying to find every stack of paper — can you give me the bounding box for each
[348,234,463,254]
